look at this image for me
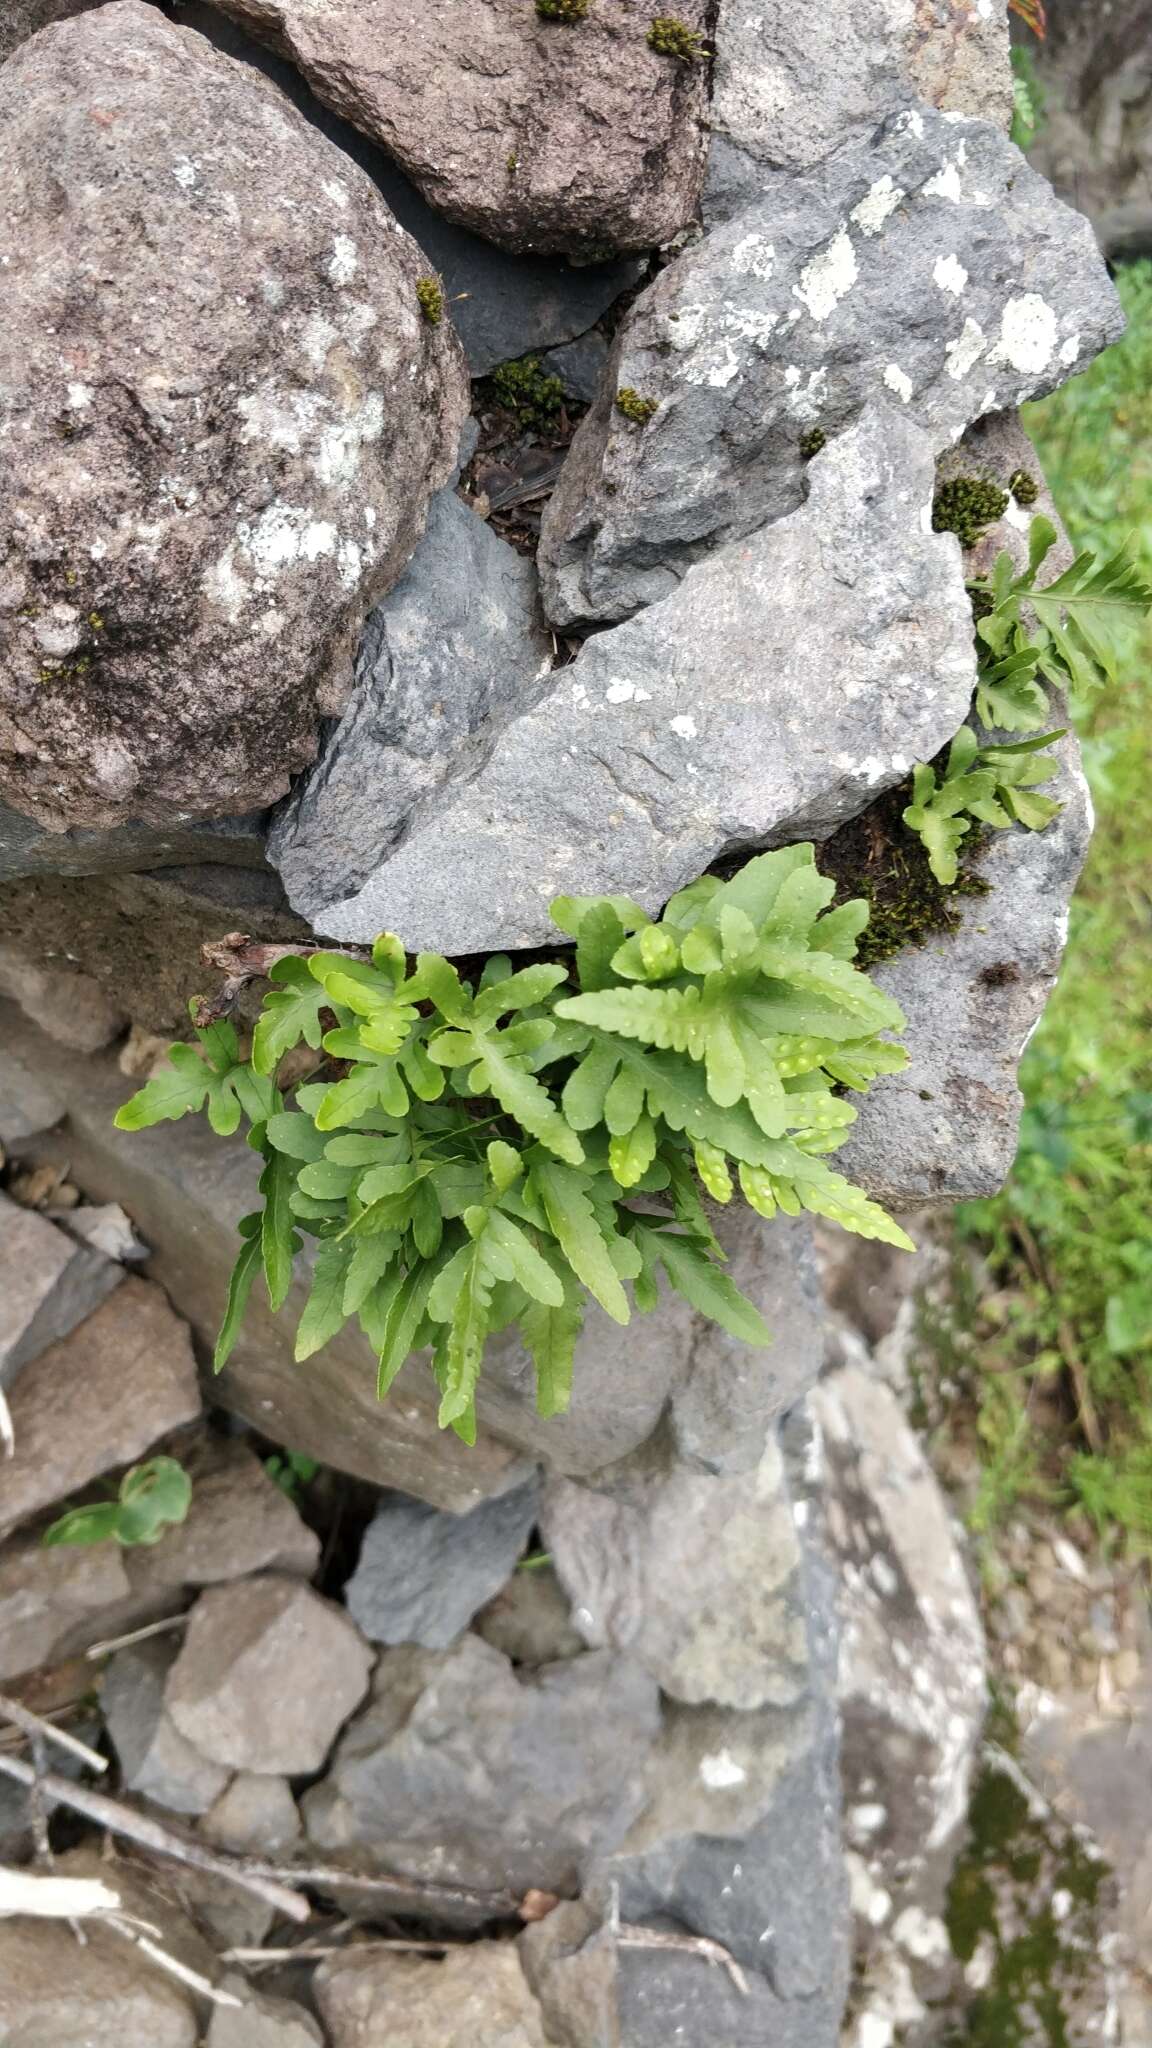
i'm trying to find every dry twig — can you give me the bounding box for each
[617,1926,751,1997]
[0,1695,107,1775]
[85,1613,189,1662]
[242,1858,521,1919]
[192,933,369,1028]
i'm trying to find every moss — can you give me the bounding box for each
[1010,467,1040,505]
[536,0,589,18]
[416,276,444,325]
[647,14,703,58]
[799,426,826,460]
[817,780,989,970]
[933,475,1010,549]
[616,386,659,425]
[488,355,565,430]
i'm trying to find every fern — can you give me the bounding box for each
[114,847,913,1440]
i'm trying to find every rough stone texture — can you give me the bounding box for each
[0,801,269,885]
[0,1037,64,1142]
[0,1277,201,1541]
[166,1575,373,1774]
[344,1477,540,1650]
[541,1434,810,1710]
[57,1201,148,1264]
[0,1190,121,1391]
[269,487,553,928]
[201,1773,302,1856]
[316,1945,549,2048]
[172,0,645,377]
[130,1437,321,1590]
[203,0,709,258]
[0,0,104,64]
[0,1527,133,1682]
[518,1888,620,2048]
[811,1357,986,1990]
[542,106,1120,629]
[303,1635,661,1896]
[310,408,976,950]
[0,945,126,1052]
[840,414,1094,1207]
[707,0,1013,221]
[102,1637,232,1816]
[207,1976,323,2048]
[0,0,467,830]
[473,1564,585,1669]
[1030,0,1152,258]
[543,332,611,405]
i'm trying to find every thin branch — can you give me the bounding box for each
[0,1754,308,1924]
[85,1613,189,1661]
[0,1696,107,1775]
[192,934,369,1028]
[617,1928,751,1998]
[241,1859,521,1919]
[0,1867,120,1918]
[104,1915,243,2009]
[219,1938,452,1967]
[0,1387,13,1459]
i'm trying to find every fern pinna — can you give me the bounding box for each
[116,847,912,1443]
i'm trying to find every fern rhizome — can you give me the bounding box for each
[116,847,913,1443]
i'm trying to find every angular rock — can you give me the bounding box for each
[344,1477,540,1650]
[519,1888,621,2048]
[310,408,976,950]
[317,1944,549,2048]
[0,0,105,64]
[269,488,552,928]
[0,1,467,830]
[102,1637,231,1817]
[303,1635,661,1895]
[541,1435,809,1710]
[474,1564,585,1670]
[0,1190,121,1391]
[540,107,1120,629]
[166,1575,373,1774]
[543,332,611,406]
[131,1438,321,1591]
[0,945,125,1052]
[207,1975,323,2048]
[706,0,1012,221]
[203,0,709,258]
[201,1773,301,1856]
[0,1040,64,1141]
[0,1526,133,1682]
[57,1201,149,1264]
[0,801,269,885]
[0,1277,201,1541]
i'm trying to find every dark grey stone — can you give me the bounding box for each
[102,1637,231,1817]
[0,803,268,884]
[344,1477,541,1649]
[0,1191,121,1391]
[543,332,610,405]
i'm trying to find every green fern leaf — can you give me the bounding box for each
[530,1160,630,1324]
[295,1237,355,1360]
[251,958,330,1078]
[647,1231,771,1346]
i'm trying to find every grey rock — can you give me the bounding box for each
[316,1945,549,2048]
[0,1190,121,1391]
[0,1277,201,1542]
[706,0,1012,220]
[127,1437,321,1591]
[0,1,467,830]
[541,107,1120,629]
[57,1202,149,1264]
[345,1477,540,1649]
[166,1575,373,1774]
[617,1947,842,2048]
[0,1527,133,1681]
[543,332,611,405]
[0,945,125,1051]
[102,1638,231,1817]
[0,802,268,885]
[0,0,107,64]
[207,1975,322,2048]
[303,1635,661,1895]
[269,488,552,928]
[541,1434,810,1710]
[1030,1,1152,260]
[473,1563,585,1669]
[519,1888,620,2048]
[0,1041,64,1141]
[202,0,709,259]
[311,407,976,951]
[840,411,1093,1207]
[201,1774,301,1856]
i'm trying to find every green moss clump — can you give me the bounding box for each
[616,387,659,425]
[536,0,589,18]
[932,475,1010,549]
[1009,467,1040,505]
[488,355,566,430]
[817,780,988,970]
[799,426,826,460]
[416,277,444,325]
[647,14,702,59]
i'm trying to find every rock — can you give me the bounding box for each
[0,1526,133,1681]
[102,1637,232,1816]
[344,1477,540,1650]
[0,1277,201,1541]
[0,0,104,64]
[474,1564,586,1669]
[130,1438,321,1590]
[1030,1,1152,259]
[543,333,611,405]
[0,801,269,885]
[541,1434,810,1710]
[0,1848,211,2047]
[311,407,976,951]
[57,1202,149,1264]
[0,1040,64,1141]
[0,1190,122,1391]
[316,1944,549,2048]
[0,0,467,831]
[617,1946,843,2048]
[201,1773,301,1856]
[0,945,125,1051]
[166,1575,372,1774]
[840,413,1093,1207]
[207,1975,323,2048]
[202,0,709,258]
[268,488,553,929]
[519,1888,620,2048]
[541,107,1120,629]
[303,1635,660,1896]
[706,0,1012,220]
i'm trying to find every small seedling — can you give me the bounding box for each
[416,277,444,326]
[264,1450,320,1501]
[489,355,565,430]
[616,387,659,425]
[799,427,826,460]
[537,0,589,18]
[42,1457,193,1550]
[647,15,702,59]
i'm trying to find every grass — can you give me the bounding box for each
[949,262,1152,1551]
